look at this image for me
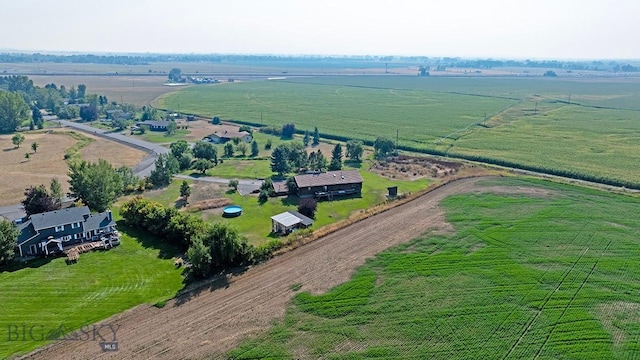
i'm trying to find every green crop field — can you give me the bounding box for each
[0,209,184,359]
[158,76,640,186]
[228,177,640,359]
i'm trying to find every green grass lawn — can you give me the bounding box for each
[227,177,640,359]
[0,210,184,359]
[181,162,429,246]
[134,129,189,144]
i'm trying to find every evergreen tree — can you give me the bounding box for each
[270,145,290,175]
[329,143,343,171]
[312,127,320,145]
[303,131,310,146]
[251,140,259,157]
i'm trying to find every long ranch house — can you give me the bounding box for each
[294,170,363,199]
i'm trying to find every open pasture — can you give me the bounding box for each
[0,130,146,207]
[159,76,640,186]
[228,177,640,359]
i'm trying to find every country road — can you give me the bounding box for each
[57,120,169,178]
[24,176,485,360]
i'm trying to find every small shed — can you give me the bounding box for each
[387,186,398,198]
[271,211,314,235]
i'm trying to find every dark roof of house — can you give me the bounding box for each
[83,211,115,232]
[287,211,314,226]
[208,130,251,139]
[138,120,170,128]
[294,170,363,188]
[271,180,289,194]
[17,220,36,243]
[30,207,91,231]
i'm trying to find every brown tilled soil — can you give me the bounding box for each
[24,177,493,360]
[371,155,464,180]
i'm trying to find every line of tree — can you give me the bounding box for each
[120,197,256,279]
[2,53,635,73]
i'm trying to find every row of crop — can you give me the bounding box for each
[226,118,640,190]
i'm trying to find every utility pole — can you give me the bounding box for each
[395,129,399,156]
[534,102,538,115]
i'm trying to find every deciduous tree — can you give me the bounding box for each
[0,219,18,266]
[237,142,248,156]
[69,159,123,212]
[298,197,317,219]
[0,91,30,133]
[374,136,395,158]
[346,140,364,161]
[192,158,213,174]
[79,105,98,121]
[22,184,61,216]
[166,120,177,135]
[224,142,234,157]
[12,133,25,148]
[31,142,38,153]
[282,123,296,138]
[168,68,183,83]
[192,141,217,163]
[228,179,239,191]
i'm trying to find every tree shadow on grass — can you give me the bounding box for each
[173,266,249,306]
[0,256,54,273]
[116,220,182,260]
[280,195,299,206]
[344,160,363,169]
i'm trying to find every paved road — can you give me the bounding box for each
[0,204,24,222]
[175,174,263,195]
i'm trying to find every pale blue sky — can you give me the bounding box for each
[2,0,639,59]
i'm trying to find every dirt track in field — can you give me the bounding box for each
[25,177,488,360]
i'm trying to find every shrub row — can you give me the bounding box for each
[120,197,262,279]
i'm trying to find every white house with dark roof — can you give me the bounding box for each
[16,206,118,257]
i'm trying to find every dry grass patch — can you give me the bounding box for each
[187,198,232,212]
[0,132,75,206]
[79,133,147,167]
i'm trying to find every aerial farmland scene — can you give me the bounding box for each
[1,1,639,359]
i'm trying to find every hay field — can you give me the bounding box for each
[0,131,146,207]
[28,75,181,106]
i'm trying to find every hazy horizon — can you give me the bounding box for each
[3,0,639,60]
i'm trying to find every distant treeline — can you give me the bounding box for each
[0,53,638,72]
